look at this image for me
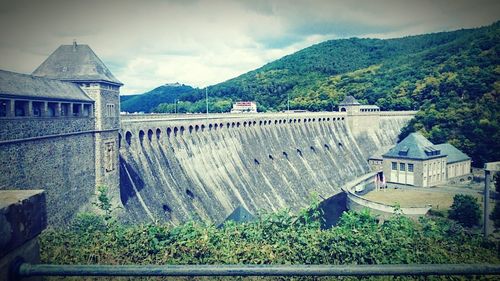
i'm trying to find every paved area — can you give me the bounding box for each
[363,187,483,210]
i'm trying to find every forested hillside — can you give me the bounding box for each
[120,83,198,113]
[121,22,499,165]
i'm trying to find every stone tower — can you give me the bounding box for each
[32,42,122,193]
[339,95,380,136]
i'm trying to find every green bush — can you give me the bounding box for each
[40,204,499,270]
[448,194,481,227]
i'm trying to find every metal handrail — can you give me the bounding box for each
[12,262,500,278]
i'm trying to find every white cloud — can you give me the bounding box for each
[0,0,498,94]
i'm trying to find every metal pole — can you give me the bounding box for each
[484,169,491,238]
[287,92,290,112]
[205,87,209,119]
[14,263,500,278]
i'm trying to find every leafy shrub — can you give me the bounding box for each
[40,203,499,271]
[448,194,481,227]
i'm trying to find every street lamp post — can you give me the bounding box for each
[206,87,209,119]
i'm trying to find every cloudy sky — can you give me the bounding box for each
[0,0,498,94]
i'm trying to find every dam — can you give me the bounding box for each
[0,43,416,225]
[119,111,415,224]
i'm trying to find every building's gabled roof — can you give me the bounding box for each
[339,95,361,106]
[434,143,471,164]
[32,43,122,85]
[383,133,445,160]
[0,70,93,102]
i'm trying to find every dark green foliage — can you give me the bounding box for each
[491,174,500,228]
[40,205,498,276]
[121,84,199,113]
[448,194,482,227]
[491,204,500,228]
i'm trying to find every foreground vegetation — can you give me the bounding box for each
[41,202,499,280]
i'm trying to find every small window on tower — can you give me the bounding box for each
[391,162,397,170]
[106,104,115,117]
[105,141,115,172]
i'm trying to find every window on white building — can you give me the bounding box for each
[408,163,414,172]
[400,163,406,171]
[392,162,397,170]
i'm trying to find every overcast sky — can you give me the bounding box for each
[0,0,498,94]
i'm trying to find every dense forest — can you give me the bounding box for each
[120,22,499,166]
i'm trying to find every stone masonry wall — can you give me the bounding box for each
[0,117,94,141]
[0,132,95,225]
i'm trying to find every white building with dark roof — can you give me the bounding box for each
[382,133,471,187]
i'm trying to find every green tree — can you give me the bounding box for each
[448,194,481,227]
[490,174,500,228]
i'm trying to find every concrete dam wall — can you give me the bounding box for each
[119,112,414,225]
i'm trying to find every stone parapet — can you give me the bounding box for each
[0,117,94,142]
[0,190,46,281]
[343,172,430,219]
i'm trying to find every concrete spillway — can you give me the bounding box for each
[119,113,413,225]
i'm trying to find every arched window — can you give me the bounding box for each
[180,126,185,135]
[166,128,172,137]
[189,125,193,134]
[173,127,178,136]
[139,130,145,145]
[147,129,153,141]
[340,107,346,112]
[195,125,200,132]
[125,131,132,146]
[186,189,195,199]
[156,128,161,140]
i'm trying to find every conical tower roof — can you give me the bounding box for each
[32,42,122,85]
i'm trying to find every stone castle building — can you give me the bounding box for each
[0,42,122,224]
